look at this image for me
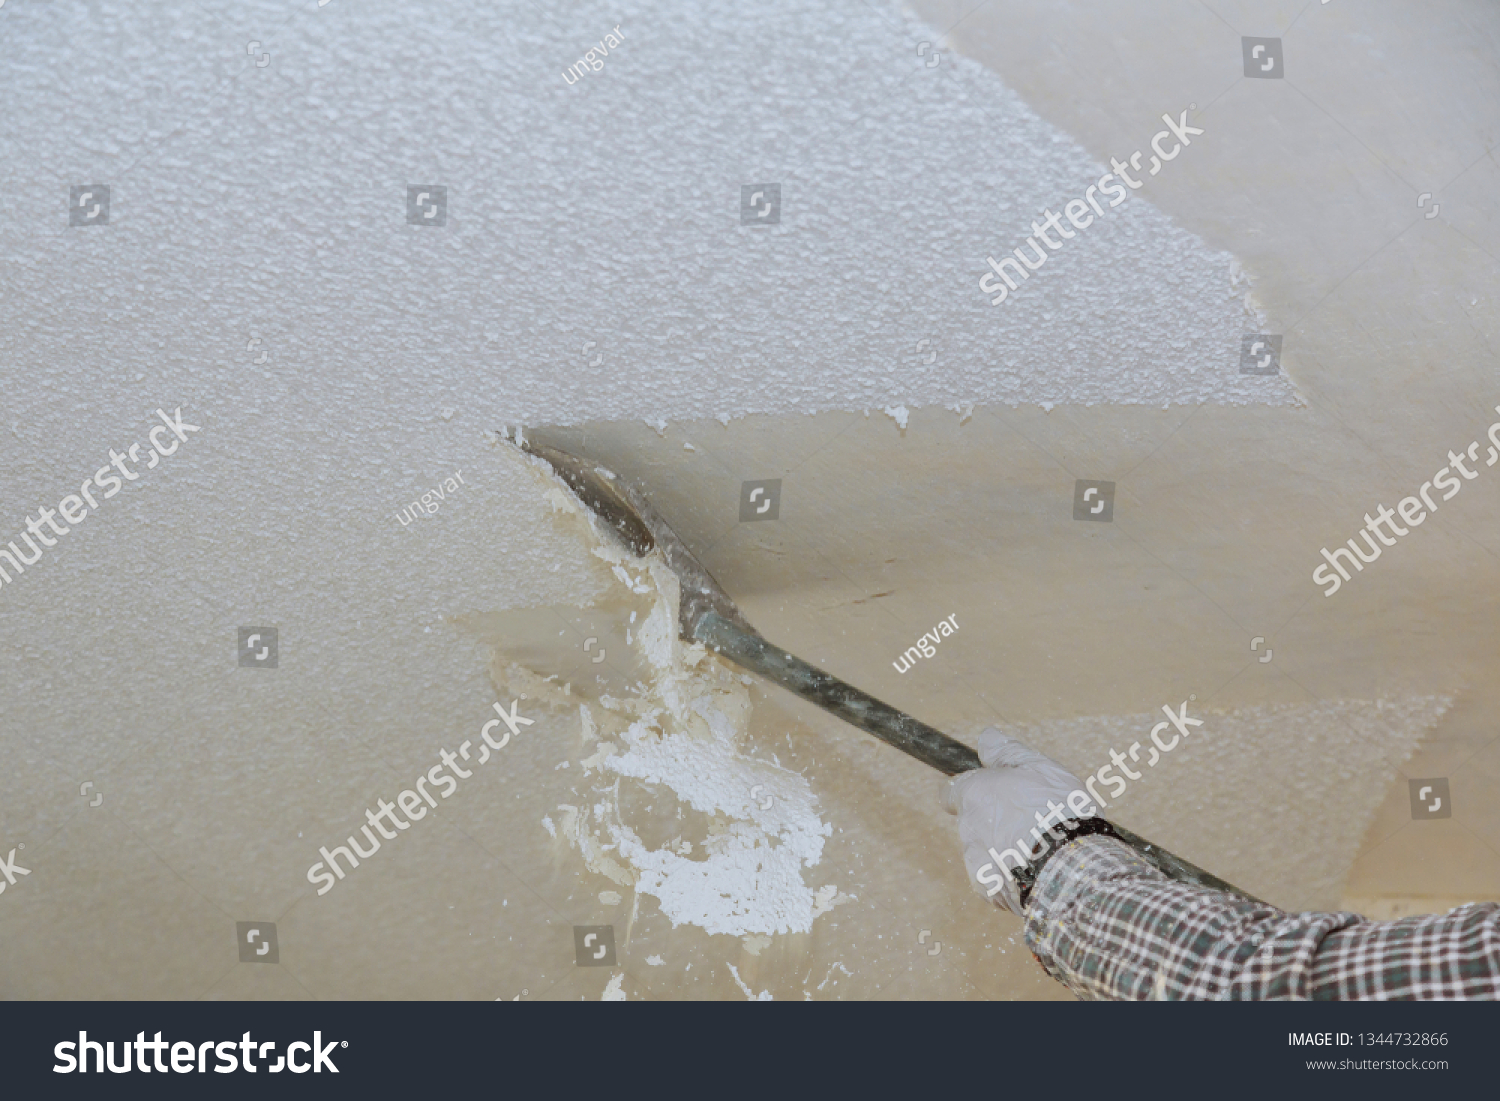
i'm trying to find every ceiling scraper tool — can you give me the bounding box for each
[519,437,1260,903]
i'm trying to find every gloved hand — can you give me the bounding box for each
[942,727,1091,915]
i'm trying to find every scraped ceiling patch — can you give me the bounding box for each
[1006,696,1452,910]
[490,480,847,939]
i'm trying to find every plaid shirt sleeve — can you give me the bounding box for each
[1024,835,1500,1000]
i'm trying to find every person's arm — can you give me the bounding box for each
[945,728,1500,1000]
[1029,834,1500,1000]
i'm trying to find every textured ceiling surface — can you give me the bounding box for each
[1,0,1497,1007]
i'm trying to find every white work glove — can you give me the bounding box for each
[941,727,1090,915]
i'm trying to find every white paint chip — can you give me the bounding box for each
[727,963,774,1001]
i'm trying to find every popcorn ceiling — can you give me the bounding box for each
[1004,695,1453,908]
[0,0,1295,443]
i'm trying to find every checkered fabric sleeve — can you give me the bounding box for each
[1024,835,1500,1000]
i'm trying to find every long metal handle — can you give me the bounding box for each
[696,611,982,774]
[694,611,1262,903]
